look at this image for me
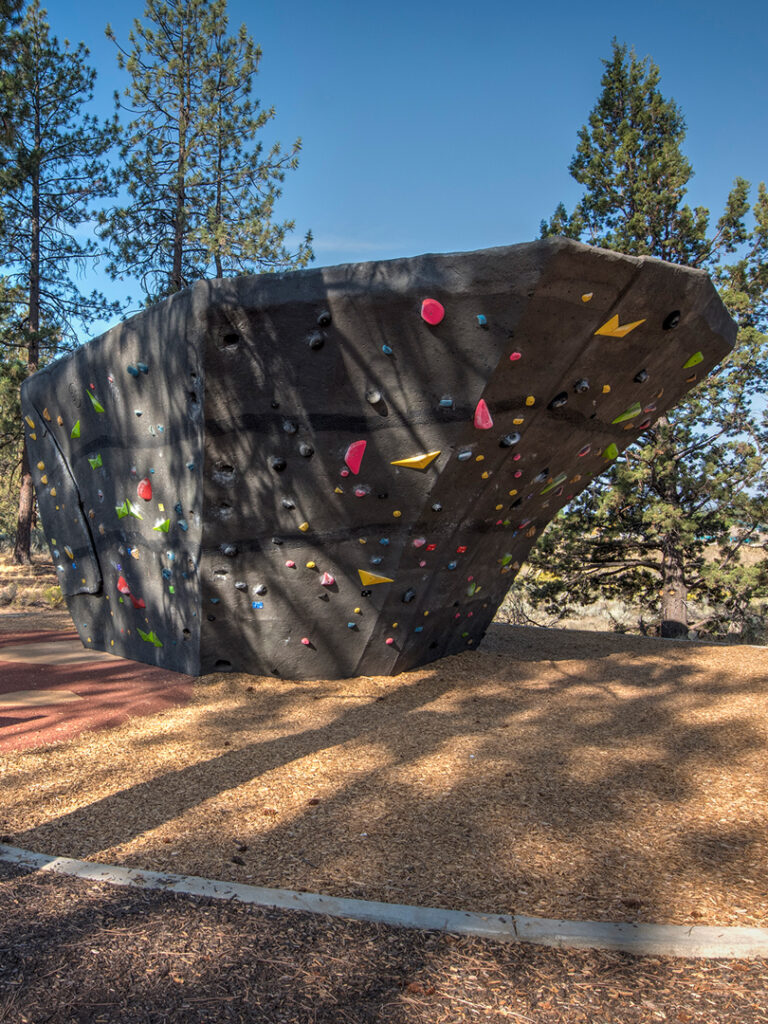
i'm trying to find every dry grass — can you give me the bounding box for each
[3,622,768,929]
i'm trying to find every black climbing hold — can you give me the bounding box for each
[219,543,238,557]
[307,330,325,350]
[573,379,590,393]
[281,498,295,509]
[499,432,520,448]
[270,456,287,472]
[361,589,372,597]
[510,498,522,508]
[317,310,332,327]
[634,368,649,383]
[254,584,267,595]
[283,419,298,434]
[298,442,314,458]
[548,392,568,410]
[663,310,681,330]
[402,588,416,603]
[271,400,280,409]
[234,581,247,591]
[533,468,549,483]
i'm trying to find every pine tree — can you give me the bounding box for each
[0,0,119,563]
[102,0,312,304]
[527,41,768,640]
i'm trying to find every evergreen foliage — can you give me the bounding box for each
[102,0,313,304]
[0,0,118,561]
[528,40,768,640]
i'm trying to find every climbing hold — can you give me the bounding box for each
[127,365,139,377]
[385,637,395,645]
[457,450,472,462]
[153,518,171,532]
[391,450,441,470]
[548,392,568,410]
[281,498,295,509]
[577,444,591,457]
[431,503,442,512]
[70,420,80,439]
[509,351,522,361]
[421,298,445,325]
[595,314,646,338]
[663,310,681,330]
[301,637,311,646]
[116,575,130,595]
[473,398,493,429]
[347,622,356,629]
[412,537,426,548]
[634,369,649,383]
[476,314,487,326]
[499,433,520,448]
[345,440,367,475]
[252,601,264,609]
[306,561,317,569]
[40,474,48,485]
[573,379,590,393]
[603,443,619,460]
[282,419,298,434]
[116,499,143,520]
[439,396,454,408]
[137,362,149,374]
[358,570,394,585]
[307,331,325,351]
[24,415,35,428]
[581,293,593,303]
[298,442,314,458]
[541,472,567,495]
[402,589,416,603]
[525,395,535,406]
[88,454,103,469]
[130,595,146,610]
[36,461,45,471]
[393,510,402,518]
[137,628,163,648]
[612,402,642,424]
[447,561,457,570]
[270,456,287,472]
[683,351,704,368]
[602,385,611,394]
[299,521,310,532]
[365,388,382,404]
[320,572,335,586]
[456,545,467,554]
[285,560,296,568]
[87,391,105,413]
[334,487,344,494]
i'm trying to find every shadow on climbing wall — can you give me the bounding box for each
[20,237,736,678]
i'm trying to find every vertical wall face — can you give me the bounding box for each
[21,291,205,674]
[197,239,736,679]
[22,238,736,680]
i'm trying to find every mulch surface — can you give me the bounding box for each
[0,623,193,753]
[2,862,767,1024]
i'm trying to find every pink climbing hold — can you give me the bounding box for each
[412,537,426,548]
[344,440,367,475]
[285,560,296,568]
[116,575,131,595]
[474,399,493,429]
[509,351,522,361]
[420,298,445,325]
[137,477,152,501]
[385,637,395,645]
[301,637,310,646]
[320,572,335,587]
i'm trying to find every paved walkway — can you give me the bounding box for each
[0,629,193,752]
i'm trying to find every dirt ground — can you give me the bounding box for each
[2,611,768,930]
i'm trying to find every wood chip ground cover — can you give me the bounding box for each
[2,616,768,929]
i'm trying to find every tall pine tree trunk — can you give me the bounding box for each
[14,83,41,565]
[660,542,688,638]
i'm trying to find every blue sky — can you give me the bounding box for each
[50,0,768,336]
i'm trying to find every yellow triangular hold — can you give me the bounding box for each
[595,314,646,338]
[390,450,441,470]
[358,569,394,586]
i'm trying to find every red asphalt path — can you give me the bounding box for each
[0,630,193,753]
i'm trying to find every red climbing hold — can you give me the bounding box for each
[420,298,445,325]
[137,477,152,501]
[344,440,367,475]
[116,575,131,595]
[474,399,493,430]
[130,595,146,610]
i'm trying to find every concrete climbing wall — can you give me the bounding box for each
[20,238,737,679]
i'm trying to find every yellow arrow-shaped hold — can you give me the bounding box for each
[358,570,394,586]
[595,314,646,338]
[390,450,441,470]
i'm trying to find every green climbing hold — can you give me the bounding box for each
[611,402,642,425]
[137,628,163,648]
[540,472,568,495]
[88,454,103,469]
[70,420,80,439]
[683,351,704,369]
[603,443,619,460]
[501,553,513,566]
[116,498,144,520]
[153,518,171,533]
[87,391,105,413]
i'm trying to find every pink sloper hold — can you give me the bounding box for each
[344,440,367,475]
[420,298,445,325]
[473,398,493,430]
[320,572,335,586]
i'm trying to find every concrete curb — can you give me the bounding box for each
[3,844,767,959]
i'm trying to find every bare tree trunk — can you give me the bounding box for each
[660,543,688,638]
[13,447,34,564]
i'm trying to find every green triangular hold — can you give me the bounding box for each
[70,420,80,439]
[501,553,513,566]
[137,628,163,648]
[603,443,619,460]
[87,391,105,413]
[116,498,143,520]
[683,351,704,369]
[116,500,129,519]
[153,518,171,533]
[611,402,642,425]
[88,453,103,469]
